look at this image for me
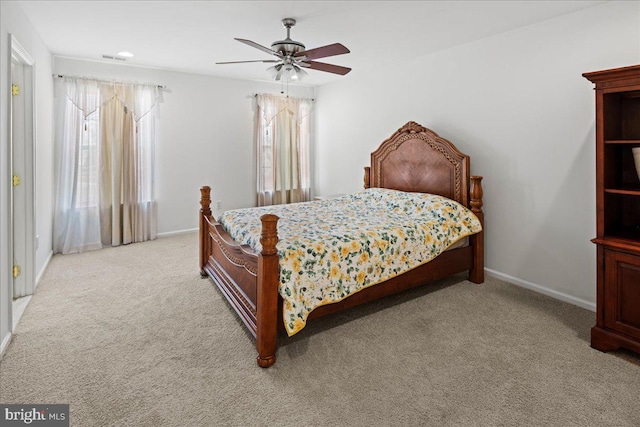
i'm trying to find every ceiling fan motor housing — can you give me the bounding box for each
[271,17,306,56]
[271,40,305,55]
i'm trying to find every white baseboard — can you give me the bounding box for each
[0,332,12,361]
[485,268,596,312]
[35,250,53,287]
[156,228,198,238]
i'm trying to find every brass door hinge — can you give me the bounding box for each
[12,265,21,278]
[12,84,20,96]
[12,174,20,186]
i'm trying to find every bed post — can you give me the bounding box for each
[469,176,484,284]
[257,214,279,368]
[364,167,371,189]
[200,186,212,277]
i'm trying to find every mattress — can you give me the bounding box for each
[219,188,482,335]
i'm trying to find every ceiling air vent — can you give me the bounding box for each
[102,55,127,61]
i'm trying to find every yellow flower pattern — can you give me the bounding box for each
[218,189,482,336]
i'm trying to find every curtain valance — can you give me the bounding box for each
[256,93,312,126]
[57,76,162,121]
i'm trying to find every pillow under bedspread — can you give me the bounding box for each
[218,188,482,336]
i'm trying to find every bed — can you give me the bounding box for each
[199,121,484,367]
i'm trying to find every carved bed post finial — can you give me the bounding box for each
[364,167,371,189]
[200,186,212,215]
[469,176,484,284]
[257,214,279,367]
[199,186,212,276]
[470,176,483,214]
[259,214,279,256]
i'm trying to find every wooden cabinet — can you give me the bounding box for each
[584,65,640,355]
[604,250,640,340]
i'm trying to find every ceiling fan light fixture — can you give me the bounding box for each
[278,64,307,81]
[282,64,296,79]
[266,64,282,79]
[294,65,308,80]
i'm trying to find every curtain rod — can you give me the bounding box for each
[53,74,167,89]
[253,93,315,102]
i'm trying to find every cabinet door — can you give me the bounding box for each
[604,250,640,339]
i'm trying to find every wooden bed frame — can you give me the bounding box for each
[199,121,484,368]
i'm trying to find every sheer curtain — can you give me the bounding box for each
[256,94,312,206]
[53,77,159,254]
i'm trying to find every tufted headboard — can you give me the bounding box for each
[364,121,471,208]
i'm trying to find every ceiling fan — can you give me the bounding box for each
[216,18,351,81]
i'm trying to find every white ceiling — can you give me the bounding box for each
[19,1,604,86]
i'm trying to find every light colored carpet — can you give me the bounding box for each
[1,233,639,426]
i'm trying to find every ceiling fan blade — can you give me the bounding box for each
[216,60,280,64]
[235,38,281,57]
[294,43,350,60]
[303,61,351,75]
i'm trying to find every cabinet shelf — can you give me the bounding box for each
[605,225,640,242]
[605,140,640,145]
[593,236,640,254]
[604,187,640,196]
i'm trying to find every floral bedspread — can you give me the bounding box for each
[218,188,482,336]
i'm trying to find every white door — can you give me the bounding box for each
[11,59,27,298]
[10,35,35,300]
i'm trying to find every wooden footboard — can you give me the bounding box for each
[199,186,280,367]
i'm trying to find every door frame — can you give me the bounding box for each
[8,34,36,307]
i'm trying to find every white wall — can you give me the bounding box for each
[314,1,640,306]
[1,1,54,354]
[53,58,315,234]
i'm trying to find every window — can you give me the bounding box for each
[256,94,312,206]
[76,108,100,208]
[261,120,275,193]
[53,77,159,254]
